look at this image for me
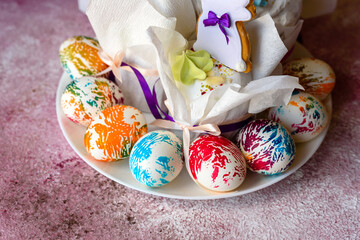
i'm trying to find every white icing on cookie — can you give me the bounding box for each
[194,0,253,72]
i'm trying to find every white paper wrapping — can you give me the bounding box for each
[257,0,303,26]
[86,0,175,62]
[257,0,304,50]
[148,0,197,40]
[246,14,288,80]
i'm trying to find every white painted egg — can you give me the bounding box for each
[283,58,336,100]
[129,130,183,187]
[189,135,247,192]
[61,76,124,126]
[269,91,329,143]
[59,36,108,80]
[236,119,296,175]
[84,105,147,161]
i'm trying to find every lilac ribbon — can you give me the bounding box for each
[203,11,231,44]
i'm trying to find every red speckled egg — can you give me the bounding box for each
[189,135,246,192]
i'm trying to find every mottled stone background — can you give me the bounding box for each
[0,0,359,239]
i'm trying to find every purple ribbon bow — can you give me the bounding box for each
[203,11,231,44]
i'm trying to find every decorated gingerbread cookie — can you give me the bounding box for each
[193,0,256,73]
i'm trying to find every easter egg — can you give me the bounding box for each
[236,119,296,175]
[61,76,124,126]
[283,58,336,100]
[269,91,329,143]
[59,36,108,80]
[84,105,147,161]
[129,131,183,187]
[189,135,247,192]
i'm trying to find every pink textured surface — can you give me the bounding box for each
[0,0,359,239]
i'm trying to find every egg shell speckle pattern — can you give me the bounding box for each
[283,58,336,100]
[84,105,147,161]
[269,91,329,143]
[129,131,184,187]
[237,119,296,175]
[189,135,247,192]
[61,77,124,126]
[59,36,108,80]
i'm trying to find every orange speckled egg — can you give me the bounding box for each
[283,58,335,100]
[84,105,147,161]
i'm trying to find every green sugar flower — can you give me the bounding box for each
[171,50,213,85]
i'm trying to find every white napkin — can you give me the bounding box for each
[148,0,197,40]
[246,14,288,80]
[86,0,176,61]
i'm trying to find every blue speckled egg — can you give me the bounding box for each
[236,119,296,175]
[129,130,184,187]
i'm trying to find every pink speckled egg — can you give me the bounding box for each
[189,135,247,192]
[269,91,329,143]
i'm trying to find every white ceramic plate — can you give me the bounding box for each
[56,43,332,200]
